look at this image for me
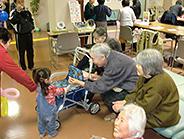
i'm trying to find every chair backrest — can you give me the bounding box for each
[137,29,163,53]
[54,32,80,55]
[119,26,133,41]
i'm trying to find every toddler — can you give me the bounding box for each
[32,68,68,138]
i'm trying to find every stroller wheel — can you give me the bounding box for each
[55,120,61,130]
[89,102,100,115]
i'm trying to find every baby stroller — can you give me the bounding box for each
[49,47,100,129]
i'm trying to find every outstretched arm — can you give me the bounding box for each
[68,77,85,87]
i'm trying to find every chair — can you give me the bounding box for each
[49,32,80,69]
[119,26,134,52]
[51,32,80,55]
[171,38,184,69]
[137,29,163,53]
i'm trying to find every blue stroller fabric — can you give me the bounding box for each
[67,64,84,81]
[51,65,86,110]
[52,64,84,88]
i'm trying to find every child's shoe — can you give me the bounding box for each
[39,133,46,138]
[48,132,57,138]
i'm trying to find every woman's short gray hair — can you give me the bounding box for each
[136,49,164,77]
[90,43,111,58]
[121,103,146,138]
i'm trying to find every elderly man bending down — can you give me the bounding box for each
[69,43,138,114]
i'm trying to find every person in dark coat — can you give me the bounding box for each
[131,0,141,19]
[94,0,112,29]
[9,2,35,70]
[84,0,96,45]
[160,0,183,25]
[84,0,95,21]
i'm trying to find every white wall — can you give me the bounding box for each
[35,0,49,30]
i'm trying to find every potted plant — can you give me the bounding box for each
[30,0,40,16]
[30,0,41,32]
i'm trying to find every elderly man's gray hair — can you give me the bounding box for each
[136,49,164,77]
[121,103,146,138]
[90,43,111,57]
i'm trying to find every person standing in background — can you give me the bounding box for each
[9,1,35,70]
[10,0,17,11]
[131,0,141,19]
[94,0,112,29]
[1,0,9,15]
[84,0,96,45]
[118,0,136,51]
[0,1,7,28]
[84,0,96,21]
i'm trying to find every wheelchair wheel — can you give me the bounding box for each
[89,102,100,115]
[55,120,61,130]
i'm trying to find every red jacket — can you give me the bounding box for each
[0,44,37,92]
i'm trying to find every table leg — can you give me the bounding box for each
[170,38,178,70]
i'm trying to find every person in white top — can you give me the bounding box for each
[117,0,136,51]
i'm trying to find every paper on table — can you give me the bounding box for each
[167,28,177,32]
[149,26,164,30]
[135,20,149,25]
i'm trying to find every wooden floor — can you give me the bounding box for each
[1,30,182,139]
[0,32,115,139]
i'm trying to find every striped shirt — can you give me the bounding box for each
[45,85,65,105]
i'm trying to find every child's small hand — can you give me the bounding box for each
[64,87,68,93]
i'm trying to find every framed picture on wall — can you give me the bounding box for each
[68,0,81,23]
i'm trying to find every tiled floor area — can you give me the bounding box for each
[1,29,184,139]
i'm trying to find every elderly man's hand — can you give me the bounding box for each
[112,100,126,113]
[68,77,85,87]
